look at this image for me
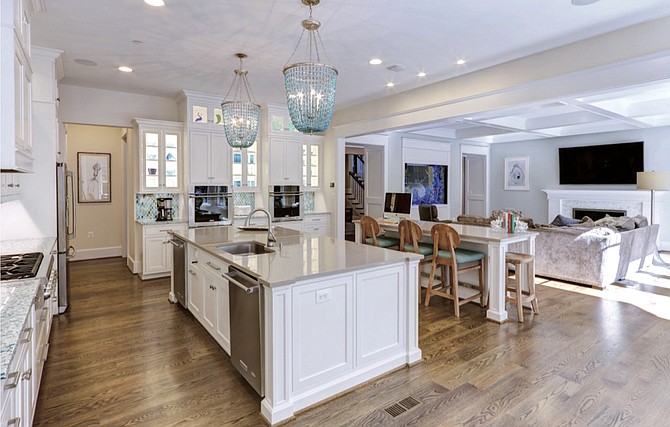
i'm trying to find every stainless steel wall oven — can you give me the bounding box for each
[188,185,233,227]
[268,185,303,222]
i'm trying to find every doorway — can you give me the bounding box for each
[462,153,487,217]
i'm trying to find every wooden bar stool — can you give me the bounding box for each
[360,215,400,249]
[505,251,539,322]
[398,219,433,303]
[424,223,486,318]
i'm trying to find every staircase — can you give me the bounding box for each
[345,154,365,241]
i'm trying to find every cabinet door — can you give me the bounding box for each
[144,235,168,274]
[163,132,180,190]
[202,268,218,333]
[189,130,210,184]
[210,132,231,184]
[284,137,303,184]
[188,264,204,320]
[215,276,230,353]
[269,136,286,184]
[143,131,161,191]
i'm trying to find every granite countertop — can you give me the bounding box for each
[1,237,56,380]
[171,226,421,288]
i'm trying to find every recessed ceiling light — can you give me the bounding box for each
[386,82,394,88]
[74,58,97,66]
[417,72,426,77]
[144,0,165,6]
[456,59,466,65]
[571,0,600,5]
[118,66,133,73]
[369,58,382,65]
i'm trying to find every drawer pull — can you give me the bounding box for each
[188,270,197,276]
[22,368,32,381]
[21,327,33,343]
[206,262,221,271]
[4,371,20,389]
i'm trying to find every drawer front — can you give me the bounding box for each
[304,214,329,225]
[144,224,187,236]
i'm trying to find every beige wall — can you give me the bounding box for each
[67,124,127,260]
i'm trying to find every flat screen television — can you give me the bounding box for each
[383,192,412,221]
[559,141,643,185]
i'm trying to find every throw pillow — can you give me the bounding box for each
[594,215,618,228]
[632,215,649,228]
[551,214,581,227]
[614,216,635,231]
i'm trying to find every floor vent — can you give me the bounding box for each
[384,395,421,418]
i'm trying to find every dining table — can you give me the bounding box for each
[354,218,539,323]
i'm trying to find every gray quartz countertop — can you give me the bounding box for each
[135,219,188,226]
[1,237,56,380]
[171,226,421,288]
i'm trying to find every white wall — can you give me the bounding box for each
[58,84,178,128]
[489,126,670,246]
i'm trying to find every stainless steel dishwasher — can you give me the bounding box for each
[222,266,264,396]
[169,237,187,308]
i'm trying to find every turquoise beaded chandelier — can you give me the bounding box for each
[283,0,338,134]
[221,53,261,149]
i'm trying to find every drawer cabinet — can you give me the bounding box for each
[303,213,330,236]
[140,223,187,279]
[188,250,231,354]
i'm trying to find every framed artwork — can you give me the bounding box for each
[504,157,529,191]
[78,152,111,203]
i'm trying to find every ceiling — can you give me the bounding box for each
[31,0,670,142]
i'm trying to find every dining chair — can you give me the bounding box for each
[360,215,400,249]
[424,223,486,318]
[398,219,433,302]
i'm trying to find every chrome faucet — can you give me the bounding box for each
[245,208,276,247]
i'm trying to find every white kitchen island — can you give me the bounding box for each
[171,226,422,425]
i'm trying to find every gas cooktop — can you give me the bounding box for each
[0,252,44,281]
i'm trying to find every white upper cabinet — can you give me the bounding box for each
[188,130,232,185]
[269,135,302,185]
[133,119,184,193]
[1,0,34,172]
[302,135,323,189]
[178,91,235,186]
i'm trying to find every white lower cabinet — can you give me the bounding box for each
[187,249,231,354]
[303,213,330,236]
[140,223,187,279]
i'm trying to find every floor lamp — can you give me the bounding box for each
[637,171,670,265]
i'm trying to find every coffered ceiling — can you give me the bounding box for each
[31,0,670,142]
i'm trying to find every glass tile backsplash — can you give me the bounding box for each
[304,191,314,212]
[233,192,256,216]
[136,193,181,220]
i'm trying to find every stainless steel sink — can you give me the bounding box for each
[217,241,274,256]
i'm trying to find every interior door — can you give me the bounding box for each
[364,146,385,218]
[462,154,487,216]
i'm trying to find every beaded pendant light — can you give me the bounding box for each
[283,0,338,134]
[221,53,261,148]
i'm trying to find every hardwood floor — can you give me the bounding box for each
[34,257,670,426]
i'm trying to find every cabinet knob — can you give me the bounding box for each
[8,183,14,188]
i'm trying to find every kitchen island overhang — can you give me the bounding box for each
[171,226,423,425]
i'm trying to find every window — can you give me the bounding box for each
[302,140,321,189]
[232,146,258,190]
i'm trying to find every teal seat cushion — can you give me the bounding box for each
[365,236,400,248]
[403,243,433,255]
[436,248,485,263]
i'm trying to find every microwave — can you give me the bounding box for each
[188,185,233,228]
[268,185,303,222]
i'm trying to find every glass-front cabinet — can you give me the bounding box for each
[302,135,323,189]
[134,119,184,193]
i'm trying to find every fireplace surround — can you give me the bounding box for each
[543,190,650,222]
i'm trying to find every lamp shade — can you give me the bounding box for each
[637,171,670,190]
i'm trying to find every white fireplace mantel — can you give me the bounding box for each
[542,189,668,224]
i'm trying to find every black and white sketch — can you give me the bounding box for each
[78,152,111,203]
[504,157,529,191]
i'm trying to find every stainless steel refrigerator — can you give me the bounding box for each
[56,162,76,313]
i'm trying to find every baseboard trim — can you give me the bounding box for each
[127,254,138,274]
[71,246,123,261]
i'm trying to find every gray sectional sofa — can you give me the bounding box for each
[455,214,659,289]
